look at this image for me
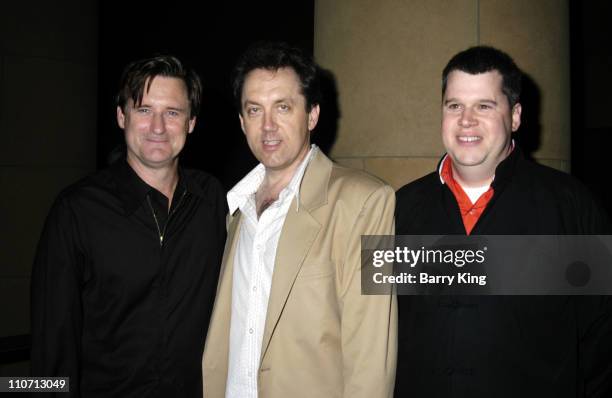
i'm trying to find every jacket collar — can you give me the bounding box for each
[224,148,332,228]
[435,144,523,189]
[490,145,522,189]
[227,146,319,215]
[295,148,331,212]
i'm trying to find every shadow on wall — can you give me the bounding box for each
[514,72,542,161]
[311,67,340,156]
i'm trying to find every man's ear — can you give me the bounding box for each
[117,106,126,129]
[188,116,197,134]
[511,103,522,132]
[308,104,320,131]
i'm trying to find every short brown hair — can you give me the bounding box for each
[116,55,202,118]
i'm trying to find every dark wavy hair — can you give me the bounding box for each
[232,41,321,112]
[116,55,202,118]
[442,46,522,107]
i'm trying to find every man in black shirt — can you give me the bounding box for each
[394,46,612,397]
[31,55,226,397]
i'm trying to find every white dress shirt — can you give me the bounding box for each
[225,146,317,398]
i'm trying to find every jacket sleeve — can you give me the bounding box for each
[31,195,83,397]
[339,184,397,398]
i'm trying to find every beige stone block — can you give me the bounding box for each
[364,156,440,190]
[0,55,97,167]
[0,277,30,336]
[332,157,365,170]
[479,0,570,162]
[315,0,478,158]
[0,166,92,277]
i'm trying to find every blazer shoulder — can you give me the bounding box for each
[329,162,391,195]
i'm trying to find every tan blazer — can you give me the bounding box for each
[203,151,397,398]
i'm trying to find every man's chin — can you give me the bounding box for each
[449,153,486,168]
[130,153,178,170]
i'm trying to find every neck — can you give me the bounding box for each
[127,157,179,205]
[262,145,310,197]
[451,162,495,188]
[450,145,512,188]
[256,146,310,217]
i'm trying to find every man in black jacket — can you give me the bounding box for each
[31,55,226,397]
[394,46,612,397]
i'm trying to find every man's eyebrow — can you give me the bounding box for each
[166,106,187,111]
[134,102,187,111]
[479,99,498,105]
[274,97,295,104]
[442,98,498,106]
[242,99,261,107]
[242,97,296,107]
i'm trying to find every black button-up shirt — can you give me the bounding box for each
[31,161,227,397]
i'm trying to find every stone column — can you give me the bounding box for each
[314,0,570,189]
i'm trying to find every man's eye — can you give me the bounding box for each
[478,104,492,110]
[247,107,260,115]
[137,108,150,114]
[167,110,179,117]
[447,103,460,110]
[278,104,290,112]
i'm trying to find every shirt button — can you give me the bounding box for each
[256,244,262,250]
[252,286,257,292]
[249,328,254,334]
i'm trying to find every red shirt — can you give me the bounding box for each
[439,156,494,235]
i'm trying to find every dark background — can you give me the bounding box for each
[570,1,612,214]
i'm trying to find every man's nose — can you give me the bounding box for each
[262,111,278,132]
[459,108,477,127]
[151,112,165,134]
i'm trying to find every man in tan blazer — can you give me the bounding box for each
[203,42,396,398]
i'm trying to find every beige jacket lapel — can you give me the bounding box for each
[259,151,332,363]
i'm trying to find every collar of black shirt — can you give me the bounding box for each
[110,160,203,216]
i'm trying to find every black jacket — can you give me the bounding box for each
[31,161,227,397]
[394,148,612,398]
